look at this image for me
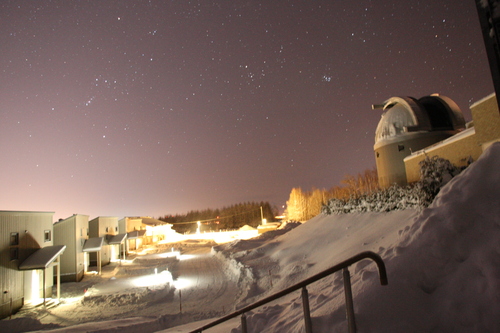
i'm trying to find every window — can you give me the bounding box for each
[10,248,19,261]
[44,230,51,242]
[10,232,19,246]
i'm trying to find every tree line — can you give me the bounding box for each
[284,168,379,221]
[159,201,277,234]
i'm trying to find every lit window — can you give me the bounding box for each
[44,230,51,242]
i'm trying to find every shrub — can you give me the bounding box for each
[322,156,464,215]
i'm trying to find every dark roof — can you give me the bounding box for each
[18,245,66,270]
[140,217,171,226]
[82,237,104,252]
[108,233,127,244]
[127,230,146,239]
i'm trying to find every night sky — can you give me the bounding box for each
[1,0,494,221]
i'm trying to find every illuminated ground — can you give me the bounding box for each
[5,239,242,332]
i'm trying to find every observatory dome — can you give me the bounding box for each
[375,102,417,143]
[373,95,465,148]
[372,94,465,188]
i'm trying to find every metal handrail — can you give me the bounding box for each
[189,251,387,333]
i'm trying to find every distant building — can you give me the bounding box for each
[372,94,466,188]
[119,217,145,252]
[0,211,65,319]
[119,216,175,253]
[140,217,175,244]
[88,216,125,266]
[53,214,89,282]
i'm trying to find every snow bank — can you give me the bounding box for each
[352,142,500,332]
[224,142,500,332]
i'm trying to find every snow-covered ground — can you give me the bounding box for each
[1,143,499,332]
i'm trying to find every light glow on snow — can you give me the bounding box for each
[173,277,192,289]
[110,259,134,264]
[131,270,173,288]
[157,251,180,258]
[178,254,196,261]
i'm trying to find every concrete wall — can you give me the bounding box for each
[404,128,482,183]
[471,93,500,151]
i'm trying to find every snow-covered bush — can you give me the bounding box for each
[322,184,425,214]
[417,155,463,205]
[322,156,464,215]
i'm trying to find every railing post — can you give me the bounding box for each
[187,252,386,333]
[343,267,356,333]
[241,313,248,333]
[301,287,313,333]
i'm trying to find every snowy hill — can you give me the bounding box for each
[2,143,499,333]
[174,142,500,332]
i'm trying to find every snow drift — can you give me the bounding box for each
[208,142,500,332]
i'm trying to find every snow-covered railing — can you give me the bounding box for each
[189,251,388,333]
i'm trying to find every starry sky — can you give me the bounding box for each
[0,0,494,221]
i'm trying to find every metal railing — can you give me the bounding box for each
[189,251,387,333]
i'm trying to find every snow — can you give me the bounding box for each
[108,233,127,244]
[2,142,500,333]
[82,237,104,252]
[18,245,67,270]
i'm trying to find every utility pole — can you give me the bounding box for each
[475,0,500,113]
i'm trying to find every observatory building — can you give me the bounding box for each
[373,94,466,188]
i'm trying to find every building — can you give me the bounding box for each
[88,216,125,266]
[0,211,65,319]
[119,217,145,252]
[119,217,175,252]
[140,217,174,244]
[372,94,466,188]
[53,214,89,282]
[373,93,500,187]
[404,93,500,183]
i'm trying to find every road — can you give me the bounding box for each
[2,241,242,332]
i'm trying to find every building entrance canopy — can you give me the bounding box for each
[18,245,66,270]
